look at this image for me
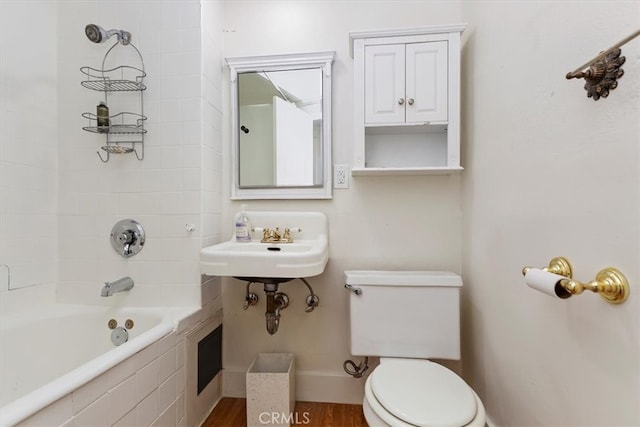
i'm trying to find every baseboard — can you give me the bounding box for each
[223,369,366,405]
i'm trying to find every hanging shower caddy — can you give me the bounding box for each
[81,40,146,162]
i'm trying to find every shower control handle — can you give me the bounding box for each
[117,231,134,244]
[110,220,145,258]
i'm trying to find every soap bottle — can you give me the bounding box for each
[96,101,110,133]
[235,204,251,242]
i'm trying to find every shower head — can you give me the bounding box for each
[85,24,131,45]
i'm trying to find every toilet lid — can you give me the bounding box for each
[370,360,477,427]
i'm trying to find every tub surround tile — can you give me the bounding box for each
[158,374,178,411]
[176,366,186,396]
[159,347,178,385]
[158,331,177,355]
[176,338,186,369]
[109,375,138,424]
[16,394,72,427]
[135,342,159,371]
[136,359,160,403]
[107,357,137,390]
[72,372,110,414]
[136,389,159,427]
[73,393,110,427]
[113,408,137,427]
[176,393,185,422]
[158,400,177,427]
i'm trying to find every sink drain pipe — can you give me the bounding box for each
[238,278,320,334]
[264,283,289,335]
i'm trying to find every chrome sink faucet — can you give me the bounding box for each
[101,276,134,297]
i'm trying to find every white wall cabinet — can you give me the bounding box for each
[365,41,448,125]
[351,25,465,175]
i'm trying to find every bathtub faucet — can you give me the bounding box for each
[101,276,134,297]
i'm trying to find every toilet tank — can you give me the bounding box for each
[345,271,462,360]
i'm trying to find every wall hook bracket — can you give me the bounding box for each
[566,29,640,100]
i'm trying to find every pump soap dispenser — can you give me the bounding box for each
[235,205,251,242]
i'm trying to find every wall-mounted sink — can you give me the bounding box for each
[200,211,328,278]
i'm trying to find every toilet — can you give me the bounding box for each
[345,270,486,427]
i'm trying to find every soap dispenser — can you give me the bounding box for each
[235,204,251,242]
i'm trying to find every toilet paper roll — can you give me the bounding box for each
[524,268,572,299]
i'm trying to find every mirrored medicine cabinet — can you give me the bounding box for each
[226,51,335,199]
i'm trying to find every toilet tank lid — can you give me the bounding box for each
[344,270,462,287]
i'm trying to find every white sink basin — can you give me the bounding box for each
[200,211,328,279]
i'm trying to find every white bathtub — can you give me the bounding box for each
[0,303,193,427]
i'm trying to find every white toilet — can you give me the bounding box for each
[345,270,486,427]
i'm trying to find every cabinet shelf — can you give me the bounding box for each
[351,166,463,176]
[365,122,447,135]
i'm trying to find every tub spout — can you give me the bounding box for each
[101,276,134,297]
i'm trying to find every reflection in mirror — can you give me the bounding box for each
[227,52,335,199]
[238,69,321,188]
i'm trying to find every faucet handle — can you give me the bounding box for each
[281,227,301,243]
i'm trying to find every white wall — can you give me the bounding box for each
[220,0,464,403]
[0,1,58,291]
[460,1,640,426]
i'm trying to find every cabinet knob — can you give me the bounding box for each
[407,98,415,105]
[398,98,405,105]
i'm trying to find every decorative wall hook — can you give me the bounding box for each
[566,29,640,100]
[522,257,630,304]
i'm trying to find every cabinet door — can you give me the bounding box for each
[364,44,405,124]
[405,41,448,123]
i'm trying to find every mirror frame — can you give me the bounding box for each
[226,51,335,199]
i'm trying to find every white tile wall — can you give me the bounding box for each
[2,0,223,297]
[52,0,223,304]
[0,0,58,291]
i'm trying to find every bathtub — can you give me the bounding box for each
[0,303,195,427]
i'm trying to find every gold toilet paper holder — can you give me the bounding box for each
[522,257,629,304]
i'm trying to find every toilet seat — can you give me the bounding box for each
[364,359,485,427]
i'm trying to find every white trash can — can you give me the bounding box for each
[246,353,295,427]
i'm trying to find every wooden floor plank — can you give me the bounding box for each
[202,398,367,427]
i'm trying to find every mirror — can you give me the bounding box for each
[227,52,335,199]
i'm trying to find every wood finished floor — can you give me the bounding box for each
[202,398,368,427]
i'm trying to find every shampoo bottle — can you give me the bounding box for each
[235,204,251,242]
[96,101,110,132]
